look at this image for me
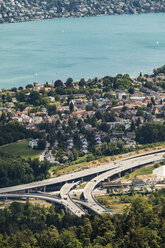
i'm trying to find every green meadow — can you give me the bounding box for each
[0,139,42,159]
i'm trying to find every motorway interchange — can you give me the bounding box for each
[0,149,165,217]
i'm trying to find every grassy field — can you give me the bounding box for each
[123,164,160,179]
[95,195,130,214]
[95,191,153,214]
[0,139,43,160]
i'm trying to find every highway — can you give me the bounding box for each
[73,198,108,214]
[0,162,118,194]
[0,192,86,217]
[0,149,164,217]
[83,151,165,214]
[60,182,78,199]
[59,182,86,216]
[0,148,164,194]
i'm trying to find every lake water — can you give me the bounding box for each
[0,13,165,89]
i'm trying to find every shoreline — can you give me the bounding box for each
[0,7,165,25]
[1,11,164,25]
[1,11,163,25]
[0,65,159,91]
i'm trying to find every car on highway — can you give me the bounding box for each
[64,195,67,200]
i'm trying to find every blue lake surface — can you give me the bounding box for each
[0,13,165,89]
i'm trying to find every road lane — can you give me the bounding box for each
[83,151,165,214]
[0,149,164,194]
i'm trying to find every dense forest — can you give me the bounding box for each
[136,122,165,144]
[0,152,50,188]
[0,189,165,247]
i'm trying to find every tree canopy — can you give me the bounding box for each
[0,152,50,188]
[0,189,165,247]
[136,122,165,144]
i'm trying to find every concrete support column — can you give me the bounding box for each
[118,172,121,178]
[43,186,46,193]
[107,177,110,182]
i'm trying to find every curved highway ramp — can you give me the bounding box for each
[0,149,164,217]
[83,151,165,215]
[0,192,86,217]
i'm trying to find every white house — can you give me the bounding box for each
[29,139,39,149]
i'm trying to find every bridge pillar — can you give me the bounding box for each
[118,172,121,178]
[81,177,84,183]
[107,177,110,182]
[27,189,30,194]
[43,186,46,192]
[3,196,7,203]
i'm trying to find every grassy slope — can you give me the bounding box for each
[123,164,159,179]
[0,139,42,160]
[51,144,165,177]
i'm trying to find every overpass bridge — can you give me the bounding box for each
[0,192,86,217]
[0,149,164,217]
[59,181,87,216]
[82,151,165,214]
[0,148,164,195]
